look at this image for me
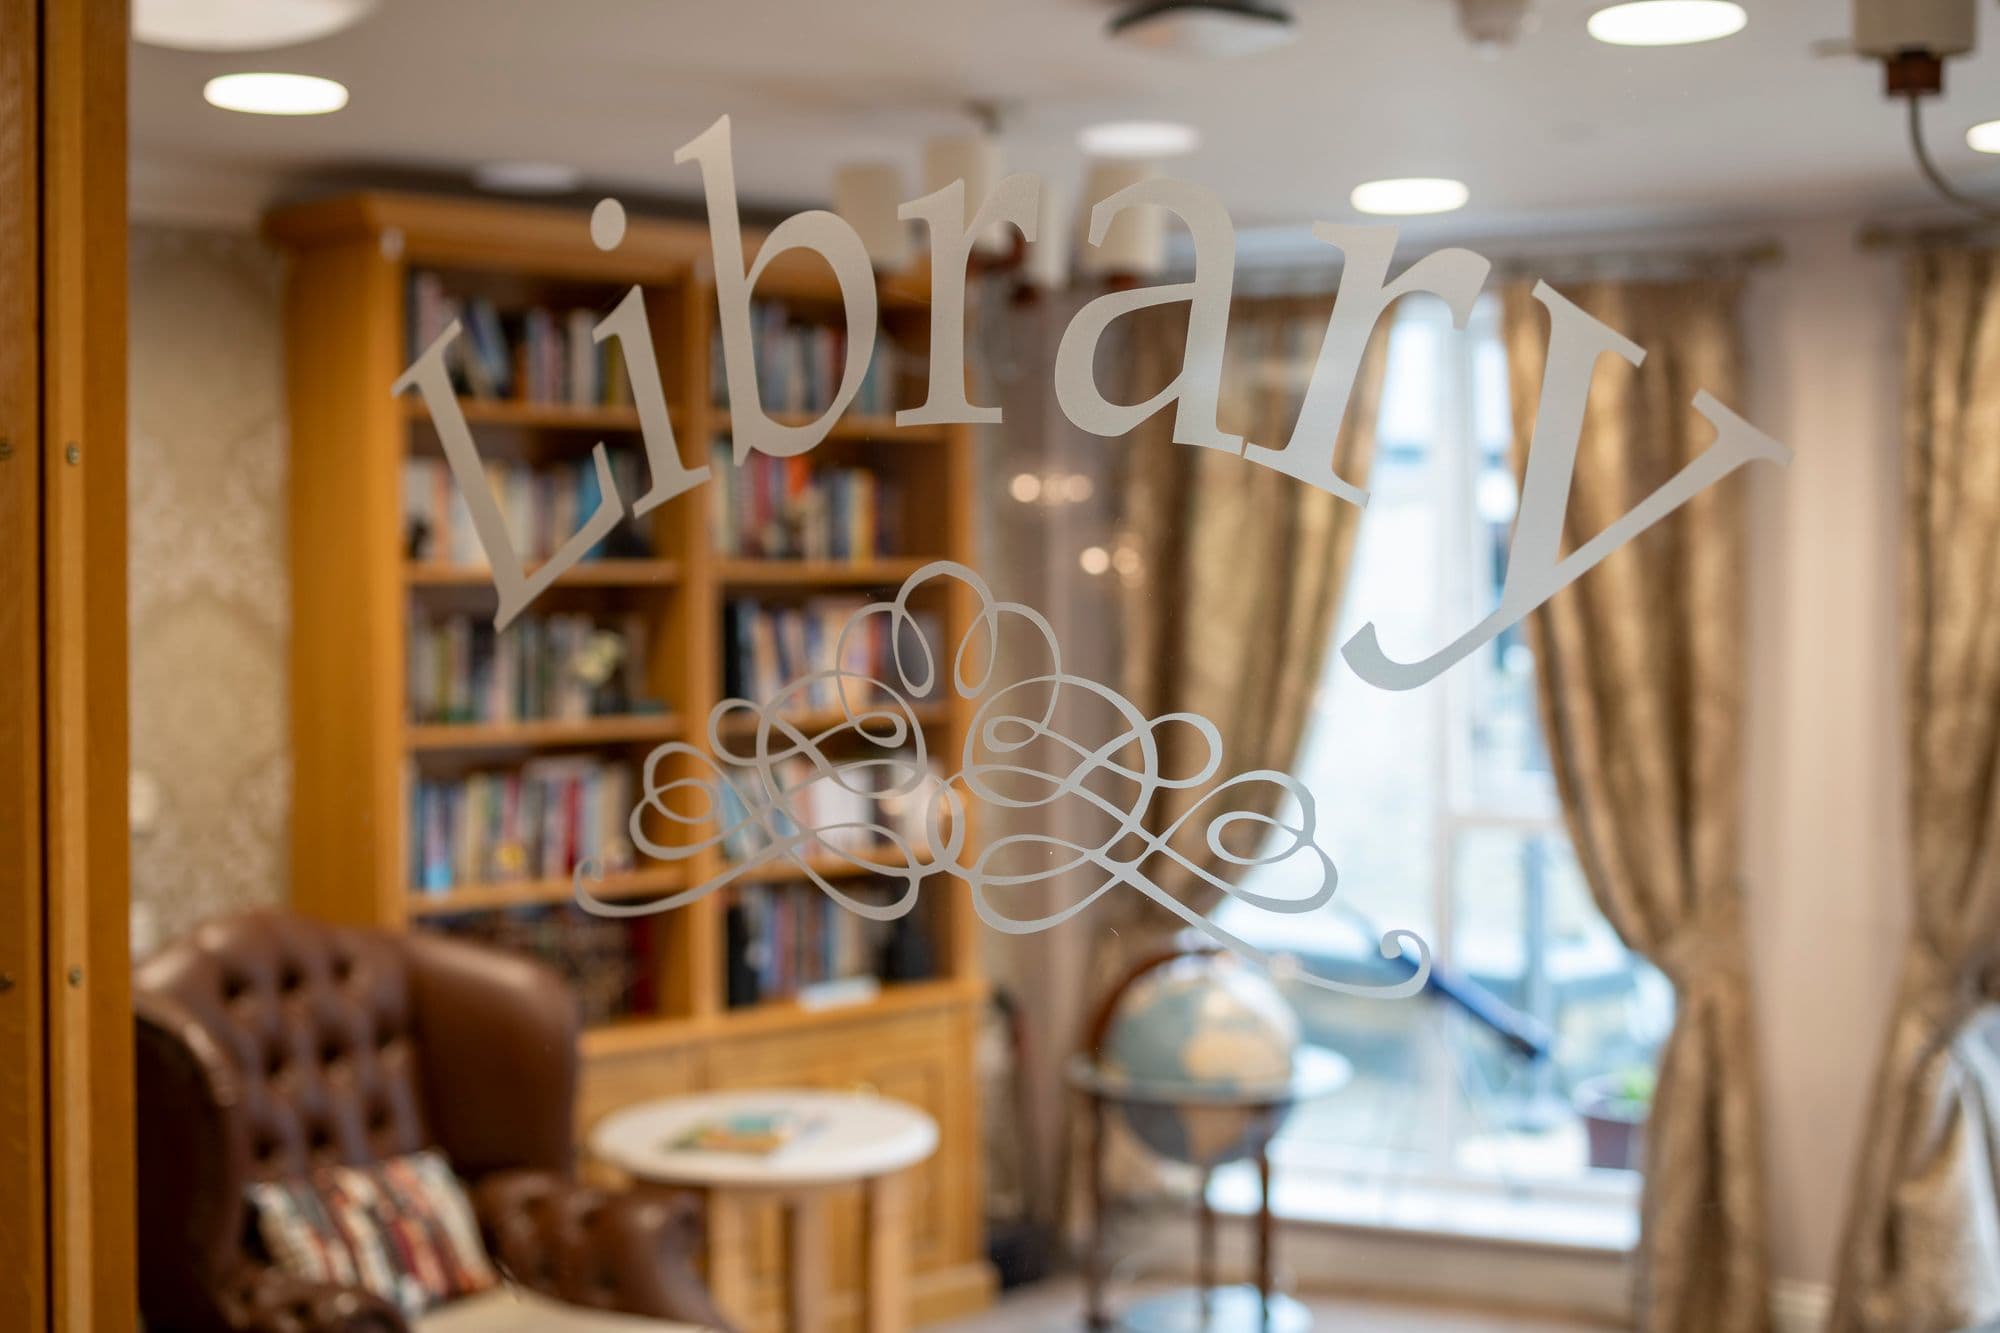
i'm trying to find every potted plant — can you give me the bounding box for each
[1573,1067,1654,1171]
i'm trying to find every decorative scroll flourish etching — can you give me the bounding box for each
[574,561,1431,1000]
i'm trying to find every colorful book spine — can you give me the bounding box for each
[401,450,649,565]
[430,907,654,1027]
[404,271,637,408]
[408,758,636,890]
[727,883,915,1007]
[713,745,939,865]
[710,301,900,416]
[406,610,652,725]
[707,443,899,560]
[721,597,939,712]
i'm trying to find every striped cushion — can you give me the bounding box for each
[247,1149,497,1317]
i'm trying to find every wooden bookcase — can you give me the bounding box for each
[267,193,993,1330]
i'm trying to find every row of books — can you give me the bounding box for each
[429,907,655,1027]
[724,885,917,1007]
[407,611,655,725]
[402,451,653,566]
[715,747,938,866]
[409,758,636,891]
[708,443,900,561]
[723,598,942,713]
[711,303,902,416]
[409,271,634,408]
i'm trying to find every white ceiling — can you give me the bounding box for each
[128,0,2000,239]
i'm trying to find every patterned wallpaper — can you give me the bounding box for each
[128,226,291,951]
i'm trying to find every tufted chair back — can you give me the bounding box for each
[134,911,580,1330]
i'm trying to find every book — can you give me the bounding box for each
[404,271,635,409]
[721,597,941,712]
[708,443,901,560]
[408,757,636,890]
[427,906,653,1027]
[406,610,655,725]
[669,1111,823,1156]
[723,878,930,1008]
[711,300,901,416]
[402,450,651,566]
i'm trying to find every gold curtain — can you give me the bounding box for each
[1500,278,1771,1333]
[1830,247,2000,1333]
[1112,298,1391,956]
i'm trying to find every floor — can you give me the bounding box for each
[931,1279,1620,1332]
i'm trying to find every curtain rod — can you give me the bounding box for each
[1487,239,1784,283]
[1214,238,1784,298]
[1858,220,2000,250]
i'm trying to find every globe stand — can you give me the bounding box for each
[1069,947,1352,1333]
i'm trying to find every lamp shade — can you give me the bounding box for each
[832,162,913,270]
[1078,160,1165,278]
[923,133,1009,255]
[1024,179,1073,291]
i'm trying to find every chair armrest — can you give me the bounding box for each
[473,1171,734,1331]
[216,1263,409,1333]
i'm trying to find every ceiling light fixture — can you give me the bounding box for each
[472,161,583,195]
[202,71,349,116]
[1350,177,1470,216]
[1108,1,1298,58]
[1079,120,1201,159]
[1586,1,1746,47]
[135,0,377,51]
[1970,120,2000,154]
[1456,0,1537,53]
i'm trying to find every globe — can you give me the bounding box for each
[1094,952,1304,1169]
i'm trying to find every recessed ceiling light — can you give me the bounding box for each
[1587,1,1746,47]
[1079,120,1201,158]
[1350,177,1469,216]
[473,161,584,195]
[135,0,377,52]
[1970,120,2000,155]
[203,72,349,116]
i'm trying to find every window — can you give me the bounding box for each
[1214,295,1672,1246]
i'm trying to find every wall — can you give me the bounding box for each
[1741,221,1910,1314]
[127,225,291,951]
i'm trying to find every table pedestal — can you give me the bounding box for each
[702,1171,915,1333]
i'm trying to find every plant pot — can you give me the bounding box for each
[1573,1074,1649,1172]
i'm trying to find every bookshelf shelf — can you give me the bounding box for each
[274,191,993,1327]
[405,714,681,752]
[714,409,942,445]
[715,557,932,589]
[405,395,646,433]
[405,865,682,918]
[715,976,978,1037]
[707,704,952,741]
[723,844,933,887]
[404,558,681,588]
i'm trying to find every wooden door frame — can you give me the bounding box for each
[0,0,49,1320]
[2,0,132,1328]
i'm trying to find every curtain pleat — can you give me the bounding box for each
[1500,277,1772,1333]
[1831,246,2000,1333]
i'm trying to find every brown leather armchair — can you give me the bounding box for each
[134,911,731,1332]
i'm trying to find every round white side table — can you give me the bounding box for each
[591,1090,940,1333]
